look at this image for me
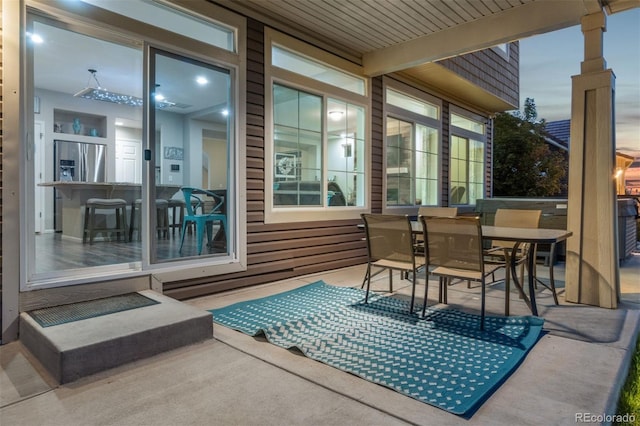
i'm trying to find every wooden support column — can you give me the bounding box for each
[565,11,620,308]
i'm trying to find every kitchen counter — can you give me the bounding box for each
[40,182,182,240]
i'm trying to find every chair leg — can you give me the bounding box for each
[421,272,429,317]
[83,206,90,244]
[88,206,96,245]
[548,243,559,305]
[364,264,372,304]
[505,263,512,316]
[480,279,486,331]
[388,270,393,293]
[409,269,416,314]
[196,222,205,255]
[179,221,188,253]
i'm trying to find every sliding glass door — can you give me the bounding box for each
[149,49,232,263]
[24,0,240,287]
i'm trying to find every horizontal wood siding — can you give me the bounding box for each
[164,19,367,300]
[438,43,519,107]
[441,102,451,206]
[371,76,383,213]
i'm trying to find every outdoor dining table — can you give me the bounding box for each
[408,221,573,316]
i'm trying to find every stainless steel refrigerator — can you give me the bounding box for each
[54,140,107,231]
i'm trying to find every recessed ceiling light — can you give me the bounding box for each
[196,76,209,85]
[115,121,124,126]
[27,32,43,44]
[221,109,229,116]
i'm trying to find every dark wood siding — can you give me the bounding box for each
[371,76,383,213]
[438,42,519,108]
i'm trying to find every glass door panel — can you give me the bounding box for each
[150,49,231,262]
[30,19,143,278]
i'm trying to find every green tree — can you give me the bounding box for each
[493,99,567,196]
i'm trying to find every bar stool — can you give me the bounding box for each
[167,198,185,237]
[129,199,170,241]
[83,198,129,244]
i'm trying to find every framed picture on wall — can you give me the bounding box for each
[275,152,298,179]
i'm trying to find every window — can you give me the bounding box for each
[272,46,365,95]
[266,29,368,223]
[81,0,235,52]
[449,110,486,206]
[384,86,440,208]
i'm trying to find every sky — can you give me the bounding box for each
[518,8,640,158]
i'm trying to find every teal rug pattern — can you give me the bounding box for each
[211,281,544,416]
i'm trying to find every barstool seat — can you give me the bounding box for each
[83,198,128,244]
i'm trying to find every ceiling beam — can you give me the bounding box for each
[363,0,603,76]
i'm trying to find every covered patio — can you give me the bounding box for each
[2,252,638,424]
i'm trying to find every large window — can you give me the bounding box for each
[449,110,486,206]
[266,30,368,222]
[385,86,440,208]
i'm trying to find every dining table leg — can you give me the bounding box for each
[508,242,535,315]
[526,246,539,316]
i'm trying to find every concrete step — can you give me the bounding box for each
[20,290,213,384]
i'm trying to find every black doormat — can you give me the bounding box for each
[28,293,160,328]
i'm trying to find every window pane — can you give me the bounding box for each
[272,45,366,95]
[386,117,413,205]
[386,88,438,119]
[449,135,484,205]
[451,113,484,134]
[81,0,234,52]
[327,99,365,207]
[153,51,232,260]
[273,85,323,207]
[274,85,299,128]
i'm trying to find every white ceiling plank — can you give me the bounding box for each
[363,0,602,76]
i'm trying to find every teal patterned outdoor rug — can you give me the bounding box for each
[210,280,544,416]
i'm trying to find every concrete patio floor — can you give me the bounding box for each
[1,252,639,425]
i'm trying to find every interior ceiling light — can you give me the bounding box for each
[74,69,175,109]
[328,110,344,121]
[75,69,143,107]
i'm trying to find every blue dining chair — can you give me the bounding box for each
[179,187,226,255]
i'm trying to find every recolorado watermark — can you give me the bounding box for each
[575,412,636,423]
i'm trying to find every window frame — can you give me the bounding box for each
[448,106,488,207]
[265,29,370,224]
[382,79,442,215]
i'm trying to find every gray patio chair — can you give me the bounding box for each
[361,214,426,314]
[420,215,502,330]
[484,208,542,315]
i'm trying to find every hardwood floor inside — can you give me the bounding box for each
[34,227,226,273]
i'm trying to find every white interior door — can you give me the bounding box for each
[116,138,142,183]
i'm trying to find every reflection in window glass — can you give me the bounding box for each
[450,136,484,205]
[272,45,366,95]
[273,85,323,206]
[451,113,485,134]
[81,0,235,52]
[327,100,365,207]
[386,118,438,206]
[273,84,366,208]
[387,89,438,119]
